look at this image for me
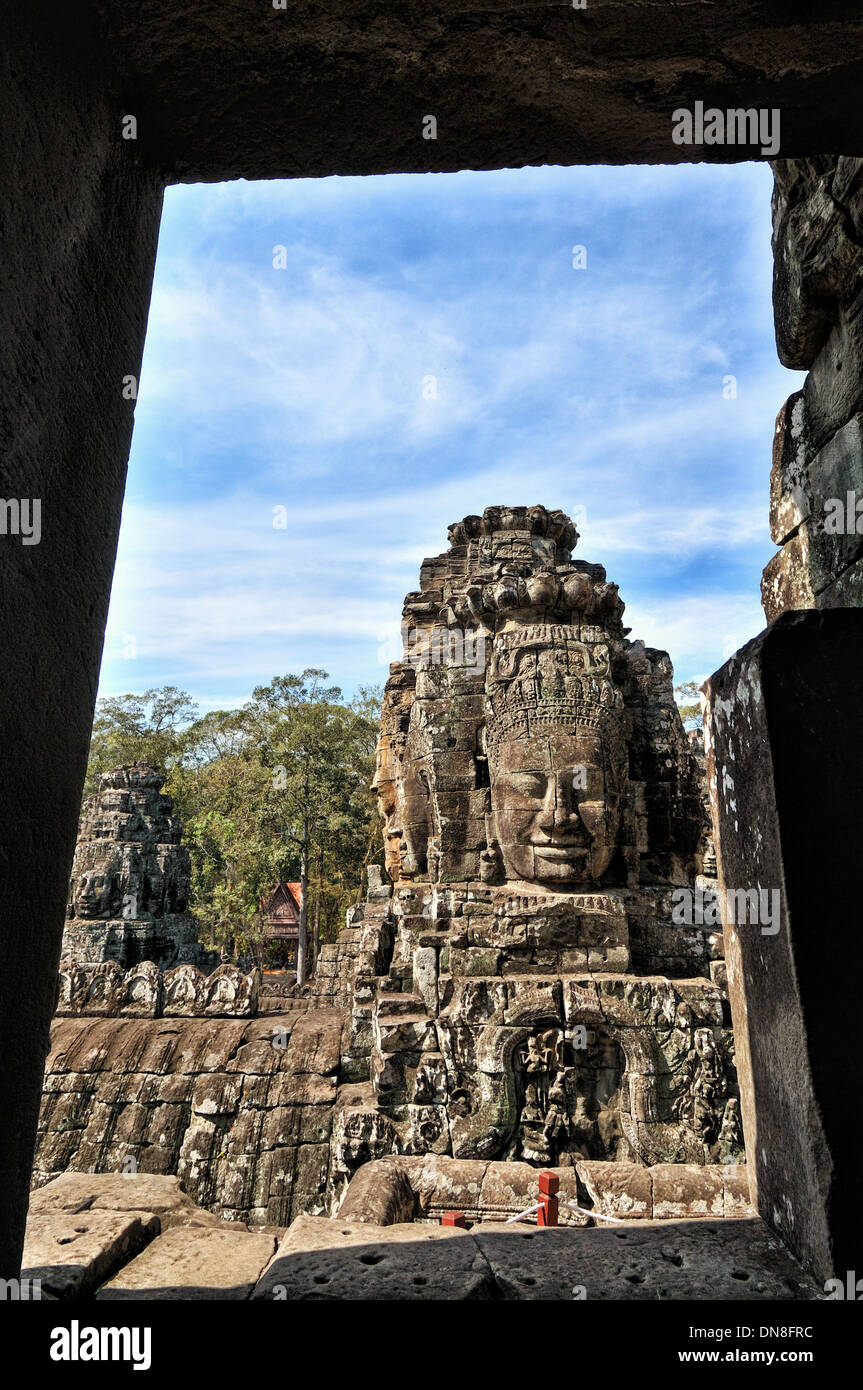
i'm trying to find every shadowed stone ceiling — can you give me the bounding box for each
[91,0,863,182]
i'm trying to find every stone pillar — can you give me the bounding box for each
[0,4,163,1275]
[703,609,863,1282]
[763,158,863,616]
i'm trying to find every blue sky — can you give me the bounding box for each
[100,162,803,712]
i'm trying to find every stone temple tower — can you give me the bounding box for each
[62,763,202,968]
[317,506,744,1194]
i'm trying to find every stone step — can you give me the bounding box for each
[97,1226,277,1301]
[378,976,410,994]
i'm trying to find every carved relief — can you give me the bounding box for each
[315,508,737,1189]
[62,763,203,969]
[55,959,260,1018]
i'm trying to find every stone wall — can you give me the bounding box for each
[0,1,164,1275]
[763,157,863,615]
[703,610,863,1282]
[34,1007,343,1227]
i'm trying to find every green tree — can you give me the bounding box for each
[168,711,276,958]
[244,670,380,984]
[84,686,199,795]
[81,674,382,979]
[674,680,702,732]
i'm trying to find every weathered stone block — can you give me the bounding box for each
[704,609,863,1280]
[576,1160,652,1220]
[22,1209,159,1300]
[471,1218,819,1301]
[651,1163,725,1220]
[769,391,809,544]
[97,1225,276,1300]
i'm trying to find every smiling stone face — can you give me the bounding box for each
[489,728,625,886]
[483,623,627,888]
[73,867,121,919]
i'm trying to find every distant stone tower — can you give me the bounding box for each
[62,763,202,968]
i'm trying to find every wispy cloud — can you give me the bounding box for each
[102,163,802,706]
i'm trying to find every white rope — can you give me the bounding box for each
[506,1202,542,1223]
[505,1199,629,1226]
[559,1200,627,1225]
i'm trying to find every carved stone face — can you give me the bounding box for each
[399,762,433,876]
[488,728,624,886]
[74,868,121,919]
[373,757,432,880]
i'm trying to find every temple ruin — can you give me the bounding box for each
[4,0,863,1305]
[314,506,744,1198]
[35,507,750,1246]
[62,764,213,970]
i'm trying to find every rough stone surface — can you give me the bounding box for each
[22,1209,158,1300]
[255,1211,820,1303]
[704,610,863,1281]
[20,1173,815,1301]
[319,509,741,1206]
[33,1010,342,1226]
[97,1225,276,1300]
[91,5,863,182]
[62,764,213,970]
[0,1,164,1277]
[471,1218,821,1301]
[26,1170,223,1229]
[253,1214,491,1301]
[764,158,863,613]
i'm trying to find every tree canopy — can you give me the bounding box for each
[83,672,382,972]
[84,687,199,796]
[674,680,702,732]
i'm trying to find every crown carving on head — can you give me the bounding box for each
[484,628,624,746]
[443,564,625,633]
[448,505,578,553]
[98,763,165,792]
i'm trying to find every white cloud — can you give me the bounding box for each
[101,164,796,706]
[622,593,767,681]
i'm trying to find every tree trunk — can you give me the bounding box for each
[297,824,308,987]
[313,850,323,965]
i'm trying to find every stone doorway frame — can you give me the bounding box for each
[4,1,863,1278]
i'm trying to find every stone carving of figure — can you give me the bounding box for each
[719,1096,743,1161]
[483,627,626,889]
[691,1027,723,1144]
[519,1082,543,1126]
[72,867,122,919]
[542,1071,574,1149]
[373,743,435,881]
[519,1082,551,1165]
[488,726,625,887]
[516,1029,574,1163]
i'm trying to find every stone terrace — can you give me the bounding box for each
[23,1173,820,1302]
